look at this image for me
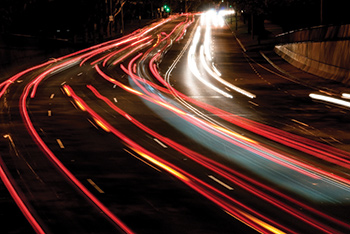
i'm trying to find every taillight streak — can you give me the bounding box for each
[86,84,350,232]
[147,47,350,174]
[0,158,45,234]
[97,64,350,186]
[64,85,294,234]
[19,78,134,234]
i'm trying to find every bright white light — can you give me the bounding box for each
[342,93,350,99]
[187,27,232,99]
[204,24,212,61]
[199,46,256,99]
[187,10,255,99]
[310,93,350,108]
[212,63,221,77]
[188,54,233,98]
[202,9,230,28]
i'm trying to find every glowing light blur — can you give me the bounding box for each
[86,84,350,232]
[199,46,256,99]
[342,93,350,99]
[118,61,350,205]
[187,26,233,98]
[3,12,350,233]
[19,81,134,233]
[63,85,295,233]
[187,12,255,99]
[310,93,350,108]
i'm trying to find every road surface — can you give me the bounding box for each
[1,11,350,234]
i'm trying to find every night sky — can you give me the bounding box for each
[1,0,349,40]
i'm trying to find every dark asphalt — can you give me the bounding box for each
[0,13,350,234]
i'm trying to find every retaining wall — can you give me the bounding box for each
[275,24,350,85]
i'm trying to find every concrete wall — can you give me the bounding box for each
[275,24,350,85]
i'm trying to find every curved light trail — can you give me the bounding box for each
[1,11,349,234]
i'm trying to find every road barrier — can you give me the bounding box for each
[275,24,350,84]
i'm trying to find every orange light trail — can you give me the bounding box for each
[63,85,295,234]
[85,84,350,232]
[19,82,134,234]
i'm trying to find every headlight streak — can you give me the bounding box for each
[136,17,194,92]
[187,26,233,98]
[202,10,229,29]
[127,49,350,191]
[159,45,350,200]
[342,93,350,99]
[148,39,350,203]
[144,17,350,174]
[310,93,350,108]
[4,13,350,233]
[196,12,257,99]
[145,45,350,193]
[204,22,212,61]
[64,85,295,234]
[211,62,222,76]
[85,84,349,233]
[189,95,350,170]
[97,63,350,205]
[199,46,256,99]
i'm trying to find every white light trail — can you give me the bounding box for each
[199,46,256,99]
[342,93,350,99]
[187,26,233,99]
[310,93,350,108]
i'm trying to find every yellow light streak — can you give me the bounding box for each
[133,148,189,182]
[213,125,257,143]
[75,100,86,111]
[123,85,144,96]
[155,100,187,115]
[225,210,286,234]
[63,86,71,97]
[93,118,110,132]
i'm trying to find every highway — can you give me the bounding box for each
[1,11,350,233]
